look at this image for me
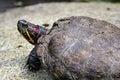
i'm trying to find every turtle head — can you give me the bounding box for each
[17,20,46,45]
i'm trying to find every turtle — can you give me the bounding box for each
[17,16,120,80]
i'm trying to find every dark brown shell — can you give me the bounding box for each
[40,16,120,80]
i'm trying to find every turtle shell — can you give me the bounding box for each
[42,16,120,80]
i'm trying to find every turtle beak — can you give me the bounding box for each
[17,20,28,34]
[17,20,27,26]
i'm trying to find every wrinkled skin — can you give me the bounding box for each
[17,16,120,80]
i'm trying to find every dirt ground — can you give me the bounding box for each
[0,2,120,80]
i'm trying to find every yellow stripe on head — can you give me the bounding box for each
[26,28,35,44]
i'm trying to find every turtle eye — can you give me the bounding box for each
[22,23,28,28]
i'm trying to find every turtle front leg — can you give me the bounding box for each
[26,47,41,71]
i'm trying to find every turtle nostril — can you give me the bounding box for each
[17,21,22,27]
[18,20,24,24]
[17,20,28,34]
[17,20,28,28]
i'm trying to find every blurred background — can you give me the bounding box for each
[0,0,119,12]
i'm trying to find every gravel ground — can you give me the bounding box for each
[0,2,120,80]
